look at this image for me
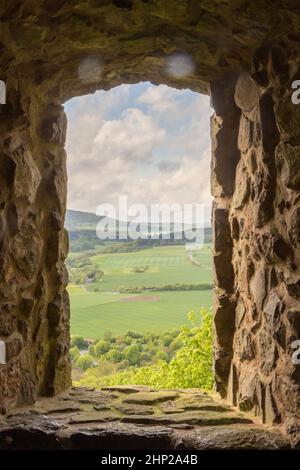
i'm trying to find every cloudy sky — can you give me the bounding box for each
[65,82,212,224]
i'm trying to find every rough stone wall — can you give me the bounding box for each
[0,0,300,447]
[0,86,71,413]
[211,48,300,446]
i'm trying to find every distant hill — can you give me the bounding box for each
[65,209,212,243]
[65,209,102,231]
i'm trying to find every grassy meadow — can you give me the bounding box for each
[68,244,213,338]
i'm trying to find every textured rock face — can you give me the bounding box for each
[0,0,300,448]
[0,94,71,412]
[211,51,300,447]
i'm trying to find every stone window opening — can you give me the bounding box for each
[64,82,213,388]
[0,1,300,449]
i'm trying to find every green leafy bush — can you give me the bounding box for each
[94,340,111,357]
[71,335,88,349]
[124,344,142,365]
[106,349,124,363]
[70,346,80,361]
[75,308,213,390]
[76,354,95,371]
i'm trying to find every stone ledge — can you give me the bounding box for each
[0,387,290,450]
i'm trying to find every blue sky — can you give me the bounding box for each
[65,82,212,223]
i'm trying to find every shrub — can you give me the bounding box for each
[76,354,95,371]
[70,346,80,362]
[106,349,123,363]
[125,330,142,339]
[94,340,111,357]
[71,335,88,349]
[76,309,213,390]
[124,344,141,366]
[156,350,168,362]
[162,333,173,347]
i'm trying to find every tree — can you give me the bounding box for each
[71,335,88,349]
[124,344,141,366]
[156,350,168,362]
[76,354,95,371]
[94,339,111,357]
[106,349,123,363]
[70,346,80,362]
[162,333,173,347]
[75,309,213,390]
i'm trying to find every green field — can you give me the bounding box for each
[88,244,212,291]
[69,245,213,338]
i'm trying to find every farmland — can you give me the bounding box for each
[68,244,213,338]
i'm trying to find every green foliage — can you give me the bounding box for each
[156,350,168,361]
[76,353,95,371]
[75,309,213,390]
[103,331,114,341]
[117,283,212,294]
[125,330,142,339]
[162,333,174,347]
[124,343,142,365]
[71,335,88,349]
[70,346,80,361]
[94,340,111,357]
[118,286,143,294]
[70,237,94,252]
[106,349,124,363]
[68,244,213,338]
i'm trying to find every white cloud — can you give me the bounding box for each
[138,85,179,114]
[65,83,212,221]
[94,108,165,163]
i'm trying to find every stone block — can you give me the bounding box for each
[234,72,260,113]
[250,266,267,309]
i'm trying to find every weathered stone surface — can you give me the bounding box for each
[102,385,153,394]
[13,148,41,204]
[250,266,267,309]
[237,371,261,413]
[0,314,17,337]
[39,105,67,146]
[258,328,278,375]
[278,142,300,190]
[252,166,275,227]
[121,411,252,426]
[123,391,179,405]
[264,291,282,324]
[234,72,260,113]
[114,403,154,415]
[259,91,279,155]
[182,425,289,450]
[0,0,300,450]
[287,310,300,334]
[227,362,238,406]
[232,161,250,209]
[289,206,300,247]
[238,114,253,154]
[0,388,289,450]
[234,329,255,362]
[286,277,300,300]
[264,384,280,426]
